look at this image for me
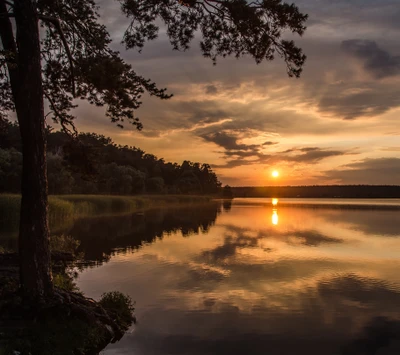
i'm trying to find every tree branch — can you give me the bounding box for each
[44,91,61,119]
[0,12,14,18]
[44,91,77,136]
[39,15,76,97]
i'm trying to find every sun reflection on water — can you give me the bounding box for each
[271,198,279,225]
[272,209,279,225]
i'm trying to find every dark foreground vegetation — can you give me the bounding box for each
[0,244,135,355]
[0,120,222,195]
[233,185,400,198]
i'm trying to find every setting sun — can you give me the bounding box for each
[272,170,279,178]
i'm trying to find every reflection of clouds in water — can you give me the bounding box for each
[76,203,400,355]
[106,274,400,355]
[218,224,344,251]
[316,209,400,237]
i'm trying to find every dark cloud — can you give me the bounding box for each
[211,144,350,169]
[318,85,400,119]
[282,147,351,163]
[342,39,400,79]
[200,132,255,151]
[262,141,278,146]
[205,85,218,95]
[325,157,400,184]
[200,131,266,167]
[296,0,400,32]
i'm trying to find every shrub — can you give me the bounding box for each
[99,291,135,329]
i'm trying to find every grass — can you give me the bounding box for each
[0,194,213,240]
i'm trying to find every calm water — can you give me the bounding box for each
[73,199,400,354]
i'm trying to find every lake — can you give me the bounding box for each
[57,198,400,355]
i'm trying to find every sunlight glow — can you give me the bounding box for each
[272,198,279,206]
[272,170,279,178]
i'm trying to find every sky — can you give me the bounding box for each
[73,0,400,186]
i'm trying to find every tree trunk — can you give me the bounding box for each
[12,0,53,300]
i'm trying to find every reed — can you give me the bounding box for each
[0,194,213,239]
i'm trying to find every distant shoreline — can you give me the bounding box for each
[232,185,400,198]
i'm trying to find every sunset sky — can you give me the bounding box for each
[73,0,400,186]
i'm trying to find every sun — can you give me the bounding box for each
[272,170,279,178]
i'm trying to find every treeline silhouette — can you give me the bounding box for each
[0,120,221,195]
[234,185,400,198]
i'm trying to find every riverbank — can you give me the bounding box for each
[0,238,135,355]
[0,194,215,239]
[0,274,136,355]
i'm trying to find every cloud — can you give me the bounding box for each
[317,83,400,119]
[200,131,268,167]
[279,147,352,164]
[71,0,400,185]
[324,157,400,184]
[205,85,218,95]
[200,131,258,152]
[341,40,400,79]
[210,143,351,169]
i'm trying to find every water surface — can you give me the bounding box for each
[73,199,400,355]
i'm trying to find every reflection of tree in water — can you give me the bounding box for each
[67,202,221,265]
[222,200,232,212]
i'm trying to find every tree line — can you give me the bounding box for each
[0,119,222,195]
[233,185,400,198]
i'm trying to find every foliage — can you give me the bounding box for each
[50,234,80,254]
[0,120,222,195]
[99,291,135,329]
[222,184,233,198]
[0,194,20,226]
[52,272,79,292]
[122,0,307,76]
[0,0,307,128]
[233,185,400,199]
[0,148,22,193]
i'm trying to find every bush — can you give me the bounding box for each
[99,291,135,329]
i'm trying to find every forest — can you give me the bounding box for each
[0,119,222,195]
[233,185,400,198]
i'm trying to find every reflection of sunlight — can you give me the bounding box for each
[272,198,279,206]
[272,209,279,225]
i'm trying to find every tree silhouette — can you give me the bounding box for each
[0,0,307,301]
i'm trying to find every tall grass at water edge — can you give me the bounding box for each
[0,194,212,237]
